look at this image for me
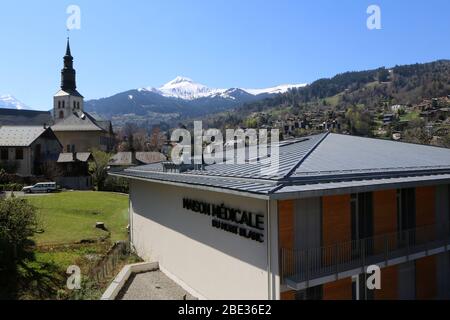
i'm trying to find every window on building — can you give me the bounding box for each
[0,148,8,160]
[58,101,61,108]
[397,188,416,242]
[62,101,65,108]
[77,101,80,109]
[351,192,374,241]
[351,192,374,257]
[15,148,23,160]
[73,101,76,108]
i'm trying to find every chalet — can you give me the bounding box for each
[0,126,62,176]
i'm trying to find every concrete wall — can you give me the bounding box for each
[130,180,278,300]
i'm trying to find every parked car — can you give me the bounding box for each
[22,182,58,194]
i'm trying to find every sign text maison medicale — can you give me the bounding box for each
[182,198,264,243]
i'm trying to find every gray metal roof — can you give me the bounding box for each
[0,126,48,147]
[111,132,450,199]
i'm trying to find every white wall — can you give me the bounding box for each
[130,180,276,300]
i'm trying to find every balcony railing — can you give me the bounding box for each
[281,224,450,289]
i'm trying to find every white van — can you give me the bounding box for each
[22,182,57,194]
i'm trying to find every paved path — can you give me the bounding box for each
[3,191,53,198]
[117,270,196,300]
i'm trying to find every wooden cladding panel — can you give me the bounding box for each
[280,290,296,300]
[416,186,436,227]
[375,266,398,300]
[416,256,437,300]
[373,190,398,253]
[278,200,294,250]
[322,195,351,246]
[323,278,352,300]
[373,190,397,235]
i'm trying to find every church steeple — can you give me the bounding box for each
[61,37,77,91]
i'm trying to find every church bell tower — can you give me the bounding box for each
[53,38,84,121]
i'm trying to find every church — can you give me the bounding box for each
[51,39,114,153]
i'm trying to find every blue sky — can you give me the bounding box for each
[0,0,449,110]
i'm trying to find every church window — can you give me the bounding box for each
[58,101,61,108]
[62,101,65,108]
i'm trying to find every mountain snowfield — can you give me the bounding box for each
[139,76,307,100]
[0,94,30,110]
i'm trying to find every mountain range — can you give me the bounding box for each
[84,77,306,126]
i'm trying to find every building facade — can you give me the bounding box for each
[113,133,450,300]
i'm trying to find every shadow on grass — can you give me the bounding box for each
[0,240,64,300]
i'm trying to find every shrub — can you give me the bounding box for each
[0,183,24,192]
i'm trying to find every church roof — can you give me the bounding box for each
[51,111,105,132]
[54,89,83,98]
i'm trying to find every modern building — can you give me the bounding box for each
[0,126,62,176]
[112,132,450,300]
[51,39,114,153]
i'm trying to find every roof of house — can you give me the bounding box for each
[57,152,92,163]
[110,132,450,199]
[109,152,167,166]
[51,111,106,132]
[0,126,51,147]
[0,108,53,126]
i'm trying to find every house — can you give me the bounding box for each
[109,152,166,171]
[0,126,62,176]
[56,152,93,190]
[50,39,114,153]
[112,132,450,300]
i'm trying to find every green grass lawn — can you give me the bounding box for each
[27,191,129,245]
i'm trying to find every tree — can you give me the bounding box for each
[0,198,38,266]
[89,149,112,191]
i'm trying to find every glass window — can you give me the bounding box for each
[15,148,24,160]
[0,148,8,160]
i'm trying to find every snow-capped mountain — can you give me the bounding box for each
[85,76,307,127]
[140,76,306,100]
[0,94,30,110]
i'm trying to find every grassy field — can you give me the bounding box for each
[27,191,129,245]
[1,191,132,300]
